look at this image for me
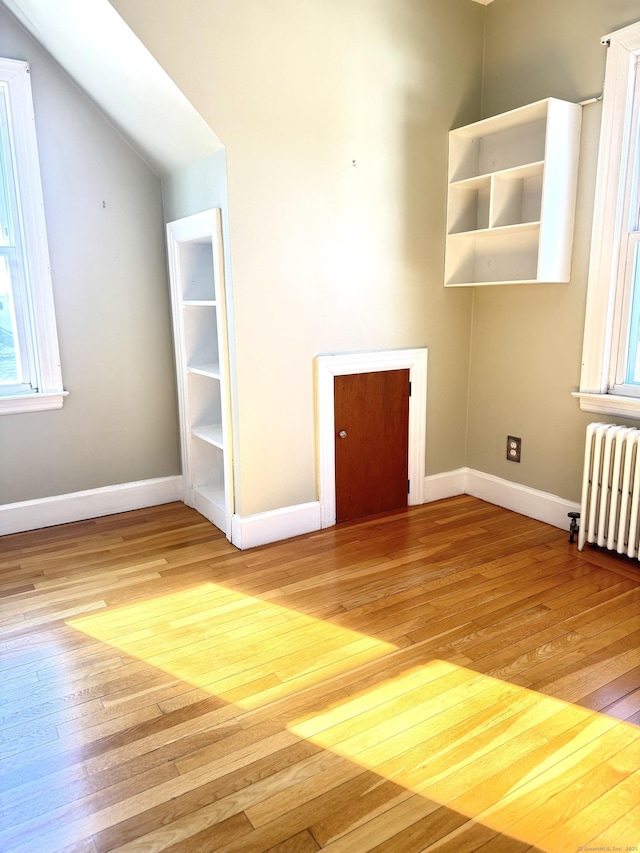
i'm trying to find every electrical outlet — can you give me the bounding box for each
[507,435,521,463]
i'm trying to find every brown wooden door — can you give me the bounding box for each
[334,369,410,523]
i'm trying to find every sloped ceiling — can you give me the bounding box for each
[0,0,224,175]
[1,0,493,174]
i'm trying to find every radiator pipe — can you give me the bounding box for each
[568,511,580,543]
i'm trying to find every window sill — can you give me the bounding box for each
[573,390,640,420]
[0,391,68,415]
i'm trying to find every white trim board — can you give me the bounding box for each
[577,21,640,416]
[229,468,576,550]
[422,469,467,503]
[316,348,428,529]
[231,502,322,550]
[424,468,578,530]
[464,469,579,529]
[1,468,576,546]
[0,476,183,536]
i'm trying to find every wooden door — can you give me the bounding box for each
[334,369,410,523]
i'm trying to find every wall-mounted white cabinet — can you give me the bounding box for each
[166,209,233,538]
[444,98,582,286]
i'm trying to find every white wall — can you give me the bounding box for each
[0,6,180,504]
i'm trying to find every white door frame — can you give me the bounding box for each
[316,348,428,528]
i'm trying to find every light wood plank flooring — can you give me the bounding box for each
[2,496,640,852]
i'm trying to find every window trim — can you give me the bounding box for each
[575,21,640,417]
[0,57,65,415]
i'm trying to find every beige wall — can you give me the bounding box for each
[162,151,229,225]
[9,0,636,516]
[466,0,640,502]
[110,0,484,516]
[0,7,180,504]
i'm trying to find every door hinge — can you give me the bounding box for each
[409,381,412,396]
[407,479,410,494]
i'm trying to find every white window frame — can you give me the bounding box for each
[576,21,640,419]
[0,57,65,415]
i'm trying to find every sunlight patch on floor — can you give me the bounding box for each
[68,586,640,851]
[290,660,640,851]
[67,582,397,709]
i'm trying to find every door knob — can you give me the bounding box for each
[338,430,347,439]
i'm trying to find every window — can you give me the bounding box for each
[577,21,640,419]
[578,22,640,415]
[0,57,65,414]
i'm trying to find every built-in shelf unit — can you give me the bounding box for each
[166,209,233,538]
[445,98,582,286]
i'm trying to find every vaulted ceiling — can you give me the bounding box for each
[1,0,223,175]
[1,0,491,176]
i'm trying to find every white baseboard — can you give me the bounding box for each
[231,501,322,550]
[423,468,468,503]
[231,469,576,550]
[423,468,578,530]
[463,469,579,530]
[2,467,576,544]
[0,476,183,536]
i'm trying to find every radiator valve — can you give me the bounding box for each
[568,511,580,544]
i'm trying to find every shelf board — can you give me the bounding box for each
[447,221,540,239]
[449,174,492,190]
[497,160,544,181]
[183,299,217,307]
[193,483,226,512]
[192,483,228,534]
[445,278,540,287]
[451,98,549,139]
[187,363,221,379]
[450,160,544,187]
[191,423,224,448]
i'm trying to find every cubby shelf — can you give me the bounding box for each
[192,423,224,449]
[444,98,582,287]
[166,209,233,539]
[187,363,221,379]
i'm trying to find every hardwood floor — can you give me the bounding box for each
[1,496,640,852]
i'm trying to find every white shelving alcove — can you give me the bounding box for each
[166,209,234,538]
[445,98,582,286]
